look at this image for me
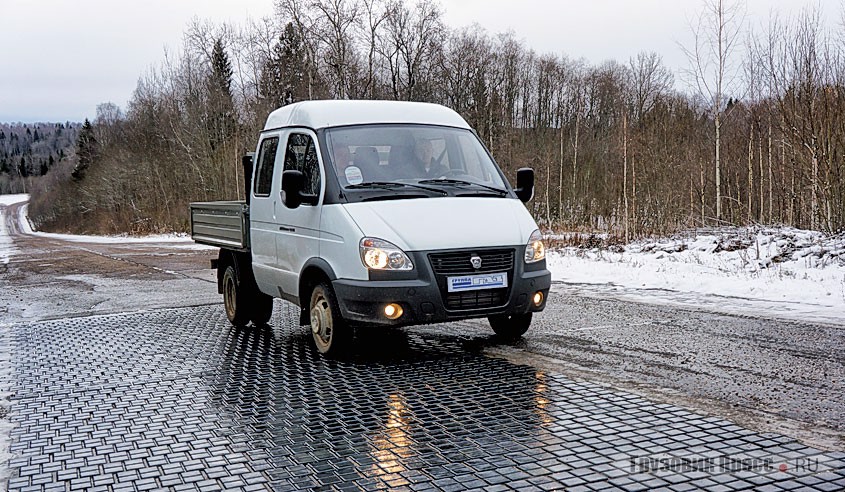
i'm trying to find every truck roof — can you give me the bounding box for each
[263,100,472,131]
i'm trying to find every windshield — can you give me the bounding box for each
[324,124,508,200]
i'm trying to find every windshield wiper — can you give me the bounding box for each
[417,178,509,195]
[345,181,447,195]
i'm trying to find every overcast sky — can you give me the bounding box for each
[1,0,840,123]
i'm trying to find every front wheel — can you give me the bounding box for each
[488,312,532,340]
[309,282,351,356]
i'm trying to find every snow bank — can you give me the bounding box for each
[0,194,28,207]
[0,198,19,265]
[0,219,11,265]
[548,227,845,325]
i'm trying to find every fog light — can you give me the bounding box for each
[384,303,404,320]
[532,291,544,306]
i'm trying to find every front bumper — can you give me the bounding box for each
[332,247,551,327]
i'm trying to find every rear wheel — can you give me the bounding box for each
[222,264,250,327]
[488,312,532,340]
[309,282,350,356]
[250,293,274,326]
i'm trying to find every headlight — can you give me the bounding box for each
[360,237,414,270]
[524,229,545,263]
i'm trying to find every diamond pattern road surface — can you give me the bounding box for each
[5,302,845,491]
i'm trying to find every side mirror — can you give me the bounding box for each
[281,170,318,208]
[513,167,535,203]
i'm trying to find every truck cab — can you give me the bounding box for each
[191,100,551,355]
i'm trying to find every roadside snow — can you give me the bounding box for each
[548,227,845,326]
[0,194,28,207]
[0,206,12,265]
[0,196,26,264]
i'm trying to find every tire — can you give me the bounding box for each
[309,282,350,356]
[250,293,274,326]
[488,312,532,340]
[222,264,250,327]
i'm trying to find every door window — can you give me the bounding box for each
[283,133,322,198]
[253,137,279,196]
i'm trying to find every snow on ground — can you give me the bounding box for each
[0,207,12,266]
[0,195,28,264]
[0,194,28,207]
[548,227,845,326]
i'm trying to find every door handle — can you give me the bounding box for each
[279,226,295,232]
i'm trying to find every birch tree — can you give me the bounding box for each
[682,0,744,222]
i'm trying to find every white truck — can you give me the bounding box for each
[190,100,551,355]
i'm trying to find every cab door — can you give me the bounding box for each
[274,130,325,298]
[249,134,283,293]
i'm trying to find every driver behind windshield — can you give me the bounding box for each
[414,139,448,178]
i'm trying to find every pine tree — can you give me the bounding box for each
[260,22,308,108]
[43,155,55,175]
[207,37,237,151]
[210,38,233,99]
[71,119,97,181]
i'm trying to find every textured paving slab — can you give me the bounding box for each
[5,303,845,491]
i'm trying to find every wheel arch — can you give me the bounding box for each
[216,249,253,294]
[298,258,338,307]
[296,258,339,325]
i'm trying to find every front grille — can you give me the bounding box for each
[429,249,515,275]
[429,248,516,312]
[445,289,508,310]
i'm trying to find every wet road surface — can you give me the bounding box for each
[1,201,844,491]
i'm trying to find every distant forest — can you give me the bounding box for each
[0,122,79,194]
[23,0,845,236]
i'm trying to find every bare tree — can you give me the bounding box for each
[359,0,389,98]
[379,0,443,100]
[682,0,744,222]
[628,52,673,122]
[311,0,362,99]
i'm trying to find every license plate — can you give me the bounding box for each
[447,272,508,292]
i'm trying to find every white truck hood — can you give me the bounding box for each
[342,197,537,251]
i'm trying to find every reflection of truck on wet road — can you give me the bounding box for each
[190,100,551,355]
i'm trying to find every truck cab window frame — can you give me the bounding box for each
[253,136,279,197]
[283,132,322,202]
